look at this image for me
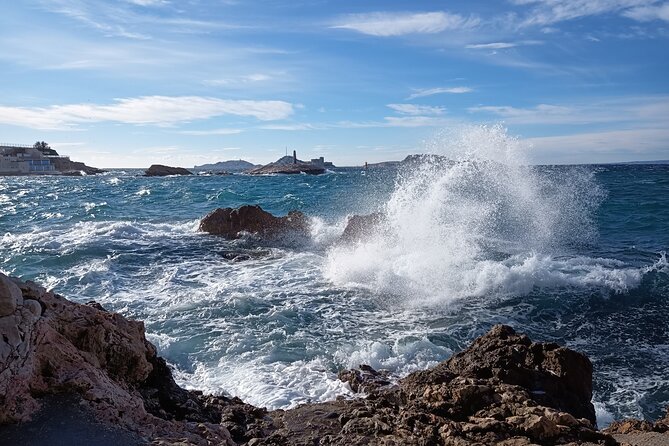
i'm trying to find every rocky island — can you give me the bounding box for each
[249,151,332,175]
[144,164,194,177]
[194,159,260,173]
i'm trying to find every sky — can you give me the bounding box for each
[0,0,668,168]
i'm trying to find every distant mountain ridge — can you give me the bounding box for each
[194,159,259,171]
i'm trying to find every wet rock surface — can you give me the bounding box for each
[199,205,310,241]
[144,164,193,176]
[0,272,662,445]
[339,212,385,243]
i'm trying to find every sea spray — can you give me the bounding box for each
[325,125,608,301]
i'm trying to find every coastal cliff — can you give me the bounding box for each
[0,272,665,445]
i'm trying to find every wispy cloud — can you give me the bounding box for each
[466,42,517,49]
[469,96,669,125]
[510,0,658,26]
[259,123,322,131]
[623,3,669,21]
[465,40,543,49]
[177,128,244,136]
[203,73,275,86]
[407,87,473,100]
[0,96,294,130]
[387,104,446,115]
[125,0,168,6]
[526,127,669,163]
[331,11,479,36]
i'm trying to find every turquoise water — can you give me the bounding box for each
[1,161,667,426]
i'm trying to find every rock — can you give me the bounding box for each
[340,213,385,243]
[144,165,193,177]
[248,156,325,175]
[605,406,669,435]
[0,275,234,445]
[0,273,22,316]
[199,205,309,241]
[338,364,392,394]
[50,157,105,175]
[0,274,629,445]
[439,324,596,424]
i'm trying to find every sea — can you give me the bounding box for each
[1,126,667,427]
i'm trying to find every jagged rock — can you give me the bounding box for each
[338,364,392,394]
[0,276,234,445]
[50,157,105,175]
[605,406,669,434]
[0,274,640,445]
[0,273,22,316]
[199,205,309,240]
[439,324,596,424]
[144,165,193,177]
[340,213,385,243]
[246,325,615,446]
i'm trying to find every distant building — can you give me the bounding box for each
[0,144,63,175]
[309,156,334,168]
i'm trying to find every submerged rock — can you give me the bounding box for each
[144,164,193,177]
[199,205,309,241]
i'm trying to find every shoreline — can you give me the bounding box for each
[1,273,667,445]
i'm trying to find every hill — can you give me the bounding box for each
[193,159,259,172]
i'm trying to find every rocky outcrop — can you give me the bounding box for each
[340,212,385,243]
[1,272,655,445]
[51,157,105,175]
[0,273,233,445]
[199,205,310,241]
[248,325,614,446]
[144,165,193,177]
[248,156,325,175]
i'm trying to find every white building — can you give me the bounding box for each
[0,145,61,175]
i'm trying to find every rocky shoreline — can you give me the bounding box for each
[1,272,667,445]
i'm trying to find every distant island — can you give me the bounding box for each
[193,159,260,172]
[0,142,103,176]
[620,159,669,165]
[249,151,334,175]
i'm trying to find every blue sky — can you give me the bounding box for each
[0,0,668,167]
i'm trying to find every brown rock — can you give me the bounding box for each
[144,164,193,176]
[440,324,596,424]
[0,273,22,316]
[199,205,309,241]
[1,276,623,446]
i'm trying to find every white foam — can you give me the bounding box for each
[324,125,650,302]
[179,358,354,409]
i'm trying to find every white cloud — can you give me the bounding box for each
[204,73,274,86]
[623,3,669,21]
[260,123,322,131]
[0,96,294,130]
[466,42,517,49]
[510,0,658,26]
[525,128,669,163]
[387,104,446,115]
[469,96,669,125]
[177,128,244,135]
[125,0,168,6]
[332,12,479,36]
[407,87,473,100]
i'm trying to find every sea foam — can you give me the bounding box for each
[324,125,645,302]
